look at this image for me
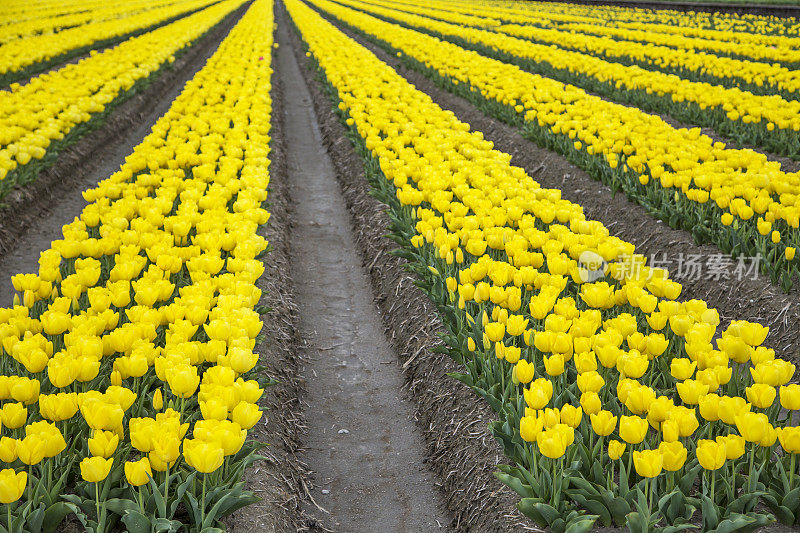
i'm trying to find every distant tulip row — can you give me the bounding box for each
[0,0,245,202]
[0,0,203,46]
[315,0,800,294]
[290,1,800,531]
[342,0,800,160]
[0,0,273,530]
[0,0,221,84]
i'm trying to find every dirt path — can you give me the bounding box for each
[276,19,452,533]
[0,6,248,307]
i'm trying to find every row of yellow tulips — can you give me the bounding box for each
[291,0,800,529]
[337,0,800,157]
[0,0,221,83]
[0,0,200,45]
[462,0,800,38]
[0,0,245,197]
[0,0,274,530]
[314,0,800,290]
[549,21,800,66]
[370,0,800,99]
[355,0,800,66]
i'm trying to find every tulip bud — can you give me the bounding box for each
[152,389,163,411]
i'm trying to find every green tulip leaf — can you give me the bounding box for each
[494,471,534,499]
[42,502,75,533]
[104,498,139,516]
[567,492,611,526]
[782,486,800,512]
[170,471,197,517]
[565,515,598,533]
[120,510,151,533]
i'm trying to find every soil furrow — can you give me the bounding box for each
[321,13,800,365]
[280,5,536,531]
[276,14,452,532]
[0,2,250,306]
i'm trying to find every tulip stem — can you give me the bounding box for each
[201,474,207,526]
[791,453,797,488]
[748,445,756,493]
[710,470,716,504]
[164,464,170,508]
[7,504,11,530]
[95,482,100,524]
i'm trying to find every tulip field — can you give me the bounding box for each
[5,0,800,531]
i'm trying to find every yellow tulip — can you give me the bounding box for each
[124,458,153,487]
[619,415,648,445]
[520,415,543,443]
[659,441,687,471]
[696,440,726,471]
[778,427,800,454]
[735,412,770,443]
[746,384,776,409]
[80,456,113,483]
[0,470,26,504]
[536,429,567,459]
[590,410,617,437]
[633,449,662,478]
[88,430,119,459]
[780,384,800,411]
[608,440,626,461]
[183,438,224,474]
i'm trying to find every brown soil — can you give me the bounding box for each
[276,17,454,532]
[326,19,800,367]
[0,2,252,303]
[281,5,538,531]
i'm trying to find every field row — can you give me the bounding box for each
[0,0,275,530]
[288,0,800,530]
[0,0,244,202]
[312,0,800,296]
[0,0,221,87]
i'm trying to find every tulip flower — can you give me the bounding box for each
[520,416,543,443]
[231,401,262,429]
[1,403,26,430]
[536,430,567,460]
[608,440,626,461]
[80,456,113,483]
[514,360,535,384]
[0,469,25,506]
[619,415,648,445]
[590,411,617,437]
[780,384,800,411]
[659,441,687,472]
[153,389,163,411]
[633,449,662,478]
[543,354,565,377]
[697,440,726,471]
[579,391,601,416]
[670,358,696,381]
[16,435,46,466]
[735,412,770,443]
[167,365,200,399]
[746,384,776,409]
[124,458,153,487]
[88,430,119,459]
[559,404,582,429]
